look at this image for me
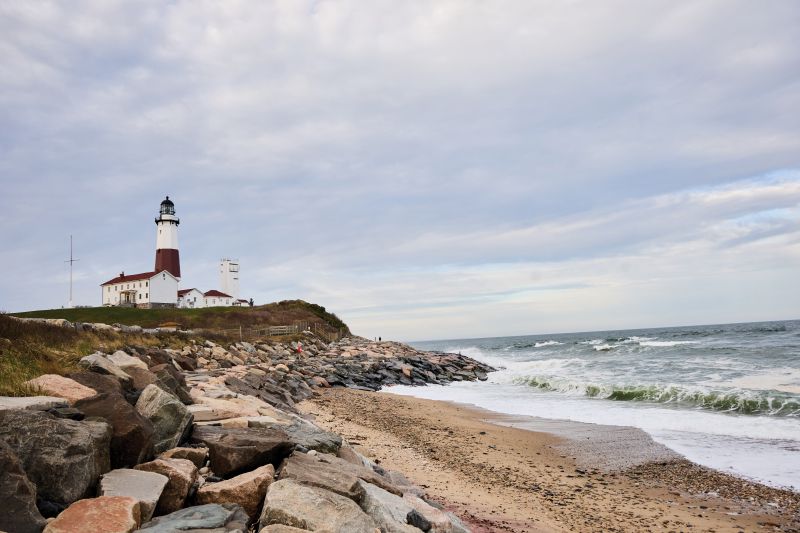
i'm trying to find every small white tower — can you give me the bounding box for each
[155,196,181,279]
[219,258,239,299]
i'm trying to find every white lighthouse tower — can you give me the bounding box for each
[155,196,181,279]
[219,258,239,299]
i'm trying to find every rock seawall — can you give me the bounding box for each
[0,328,493,533]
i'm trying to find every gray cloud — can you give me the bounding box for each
[1,1,799,338]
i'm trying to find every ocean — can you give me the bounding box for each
[389,320,800,490]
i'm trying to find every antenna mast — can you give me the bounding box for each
[65,235,80,308]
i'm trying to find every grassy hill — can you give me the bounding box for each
[2,300,349,396]
[11,300,349,333]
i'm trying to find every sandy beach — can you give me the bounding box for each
[301,388,800,532]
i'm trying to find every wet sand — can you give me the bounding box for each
[301,388,800,532]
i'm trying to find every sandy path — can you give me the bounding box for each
[300,388,800,533]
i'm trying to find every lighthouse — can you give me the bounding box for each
[154,196,181,279]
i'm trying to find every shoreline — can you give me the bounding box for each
[302,388,800,532]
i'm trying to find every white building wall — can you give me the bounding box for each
[204,296,233,307]
[149,272,179,304]
[219,259,240,299]
[156,215,179,249]
[102,278,153,306]
[178,289,205,309]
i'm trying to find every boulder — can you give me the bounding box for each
[43,496,140,533]
[137,503,248,532]
[78,353,133,386]
[149,364,193,405]
[259,479,377,532]
[158,446,208,468]
[68,371,125,396]
[385,470,426,498]
[280,451,401,497]
[358,481,420,533]
[403,494,457,533]
[189,425,294,478]
[195,464,274,518]
[108,350,149,371]
[0,440,47,533]
[277,452,365,502]
[0,395,68,411]
[251,416,342,454]
[23,374,97,404]
[135,385,193,454]
[191,396,262,419]
[126,367,160,391]
[0,409,111,505]
[99,469,169,522]
[338,443,375,469]
[134,458,198,515]
[74,392,155,468]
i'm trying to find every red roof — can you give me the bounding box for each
[204,290,232,298]
[177,288,198,297]
[101,271,157,286]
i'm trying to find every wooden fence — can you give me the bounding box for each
[210,321,345,343]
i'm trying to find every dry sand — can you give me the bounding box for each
[301,388,800,533]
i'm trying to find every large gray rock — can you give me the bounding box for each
[108,350,149,371]
[74,392,155,468]
[277,452,366,502]
[404,494,461,533]
[79,353,133,386]
[68,371,125,396]
[137,503,249,532]
[0,409,111,505]
[259,479,377,532]
[100,469,169,523]
[0,395,68,411]
[135,385,193,454]
[149,364,193,405]
[189,425,294,478]
[279,451,401,498]
[0,440,47,533]
[358,480,421,533]
[250,416,342,454]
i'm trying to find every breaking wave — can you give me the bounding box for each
[513,376,800,417]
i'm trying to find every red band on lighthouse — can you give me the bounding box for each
[155,248,181,278]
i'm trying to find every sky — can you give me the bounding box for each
[1,1,799,341]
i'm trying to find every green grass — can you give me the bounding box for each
[11,299,350,333]
[0,314,192,396]
[2,300,349,395]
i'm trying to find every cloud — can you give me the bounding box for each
[0,1,798,338]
